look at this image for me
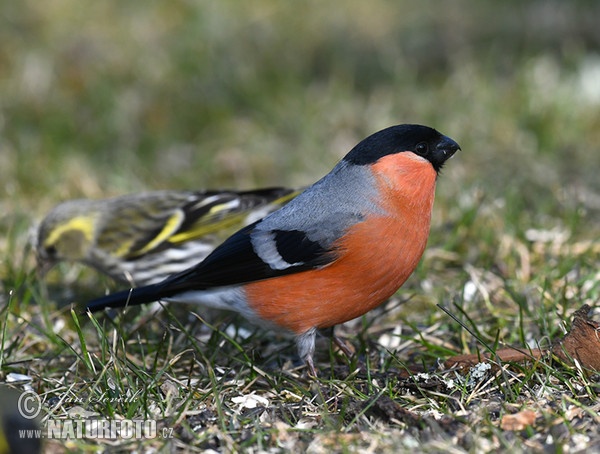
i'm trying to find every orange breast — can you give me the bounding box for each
[244,152,438,334]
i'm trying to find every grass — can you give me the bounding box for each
[2,0,600,452]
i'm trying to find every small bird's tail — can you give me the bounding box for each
[86,283,168,313]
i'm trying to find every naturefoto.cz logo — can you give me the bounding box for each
[17,390,174,440]
[45,419,168,439]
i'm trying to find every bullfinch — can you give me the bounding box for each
[86,124,460,375]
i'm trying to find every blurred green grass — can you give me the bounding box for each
[2,1,600,452]
[3,1,600,207]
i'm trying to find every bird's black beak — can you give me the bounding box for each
[432,135,461,172]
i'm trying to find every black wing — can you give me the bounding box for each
[85,221,337,312]
[158,221,338,295]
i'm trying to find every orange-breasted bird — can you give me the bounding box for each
[86,124,460,375]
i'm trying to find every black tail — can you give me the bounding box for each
[86,283,167,313]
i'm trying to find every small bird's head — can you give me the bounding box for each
[344,124,460,172]
[35,200,99,274]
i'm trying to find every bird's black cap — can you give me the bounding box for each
[344,124,460,172]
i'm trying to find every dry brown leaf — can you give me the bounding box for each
[444,348,544,371]
[551,304,600,373]
[500,410,537,431]
[443,304,600,374]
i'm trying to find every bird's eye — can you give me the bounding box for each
[416,142,429,155]
[45,245,58,258]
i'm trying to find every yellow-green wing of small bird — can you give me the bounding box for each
[162,188,300,247]
[90,188,299,259]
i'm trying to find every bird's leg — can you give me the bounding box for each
[305,355,318,378]
[296,327,317,376]
[333,334,354,358]
[321,326,354,358]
